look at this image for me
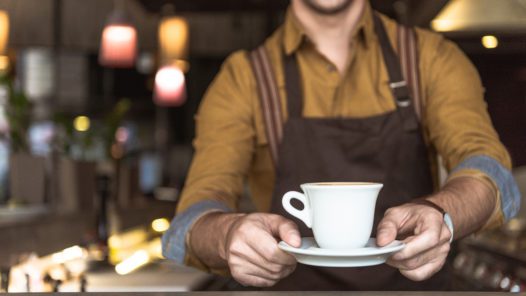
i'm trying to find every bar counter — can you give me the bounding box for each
[0,292,522,296]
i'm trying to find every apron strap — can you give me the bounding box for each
[397,24,423,121]
[284,54,303,119]
[373,13,418,131]
[248,46,284,166]
[372,14,411,108]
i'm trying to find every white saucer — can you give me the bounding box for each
[278,237,404,267]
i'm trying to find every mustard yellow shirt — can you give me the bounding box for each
[173,4,513,269]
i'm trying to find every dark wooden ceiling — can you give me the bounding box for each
[136,0,396,14]
[137,0,448,26]
[138,0,288,13]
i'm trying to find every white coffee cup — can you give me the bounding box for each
[282,182,383,249]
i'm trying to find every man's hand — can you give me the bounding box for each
[219,213,301,287]
[376,203,452,281]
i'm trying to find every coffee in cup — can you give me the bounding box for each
[282,182,383,249]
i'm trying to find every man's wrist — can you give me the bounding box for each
[217,213,245,261]
[410,197,454,243]
[410,198,446,215]
[192,212,245,263]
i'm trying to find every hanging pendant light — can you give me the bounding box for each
[432,0,526,33]
[0,10,10,74]
[153,5,189,107]
[153,64,186,107]
[158,15,189,70]
[22,48,55,100]
[99,3,137,68]
[0,10,9,55]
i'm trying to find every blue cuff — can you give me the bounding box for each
[161,200,232,264]
[452,155,521,221]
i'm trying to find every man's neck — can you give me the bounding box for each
[292,0,365,74]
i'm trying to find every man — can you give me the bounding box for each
[162,0,520,290]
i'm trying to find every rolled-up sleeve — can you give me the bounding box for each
[451,155,520,221]
[162,51,256,267]
[162,200,232,263]
[420,32,520,226]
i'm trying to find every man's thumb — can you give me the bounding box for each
[275,217,301,248]
[376,219,399,247]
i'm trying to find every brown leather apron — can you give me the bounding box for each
[257,14,452,290]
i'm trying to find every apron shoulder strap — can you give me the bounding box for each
[397,25,445,188]
[247,46,283,167]
[397,24,423,122]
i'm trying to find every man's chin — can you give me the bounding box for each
[301,0,355,15]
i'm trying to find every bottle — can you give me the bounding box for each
[95,174,111,262]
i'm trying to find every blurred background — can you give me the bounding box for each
[0,0,524,293]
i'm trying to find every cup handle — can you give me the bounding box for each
[282,191,312,228]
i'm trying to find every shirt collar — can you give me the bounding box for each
[283,2,375,56]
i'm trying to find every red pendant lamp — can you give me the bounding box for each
[99,5,137,68]
[154,64,186,107]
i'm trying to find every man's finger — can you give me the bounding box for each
[235,241,294,276]
[232,270,276,287]
[391,216,442,261]
[376,208,413,247]
[398,255,447,282]
[248,224,297,265]
[278,218,301,248]
[251,235,297,265]
[232,254,290,282]
[376,219,398,247]
[387,238,450,270]
[267,215,301,248]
